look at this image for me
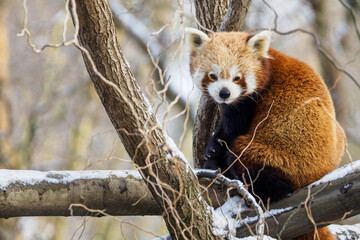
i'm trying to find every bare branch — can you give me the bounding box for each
[0,169,228,218]
[237,160,360,239]
[17,0,77,52]
[193,96,220,168]
[109,0,196,122]
[338,0,360,42]
[219,0,252,32]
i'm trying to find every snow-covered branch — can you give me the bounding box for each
[0,169,227,218]
[1,161,359,239]
[236,160,360,238]
[0,169,159,217]
[196,169,265,238]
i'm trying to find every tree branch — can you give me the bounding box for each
[0,170,159,217]
[236,160,360,238]
[1,160,359,240]
[0,169,228,218]
[196,169,265,237]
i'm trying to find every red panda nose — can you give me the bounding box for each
[219,88,231,99]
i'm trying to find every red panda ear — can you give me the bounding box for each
[185,28,210,51]
[247,31,271,58]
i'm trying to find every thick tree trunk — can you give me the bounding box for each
[69,0,217,239]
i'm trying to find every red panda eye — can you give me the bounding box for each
[208,73,218,81]
[233,76,241,82]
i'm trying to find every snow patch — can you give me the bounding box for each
[0,169,142,190]
[163,132,193,173]
[210,195,293,239]
[139,88,154,116]
[309,160,360,188]
[267,207,294,216]
[239,236,276,240]
[211,196,243,237]
[241,206,294,226]
[328,224,360,240]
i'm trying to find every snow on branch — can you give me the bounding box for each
[0,168,226,218]
[0,169,159,218]
[309,159,360,187]
[1,160,359,239]
[0,169,142,190]
[196,160,360,239]
[236,160,360,239]
[196,169,264,238]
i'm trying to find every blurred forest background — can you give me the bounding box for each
[0,0,359,239]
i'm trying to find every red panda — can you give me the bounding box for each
[185,28,344,240]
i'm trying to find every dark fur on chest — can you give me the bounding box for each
[204,95,293,202]
[203,96,257,170]
[220,96,257,143]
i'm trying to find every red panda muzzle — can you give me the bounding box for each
[219,87,231,100]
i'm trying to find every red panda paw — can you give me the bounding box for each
[204,136,224,160]
[204,135,231,173]
[204,159,220,170]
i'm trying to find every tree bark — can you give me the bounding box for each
[236,161,360,238]
[0,169,228,218]
[109,0,196,123]
[192,0,252,168]
[1,160,359,240]
[194,0,252,33]
[0,170,159,217]
[69,0,217,239]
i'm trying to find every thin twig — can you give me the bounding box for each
[259,0,360,89]
[260,27,360,89]
[69,204,161,238]
[338,0,360,41]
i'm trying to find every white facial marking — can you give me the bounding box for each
[207,79,243,104]
[211,64,222,76]
[192,69,206,89]
[230,65,241,79]
[245,72,257,94]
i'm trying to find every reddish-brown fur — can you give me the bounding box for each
[189,31,344,240]
[231,47,343,190]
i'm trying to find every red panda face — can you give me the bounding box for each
[185,28,271,104]
[203,64,246,104]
